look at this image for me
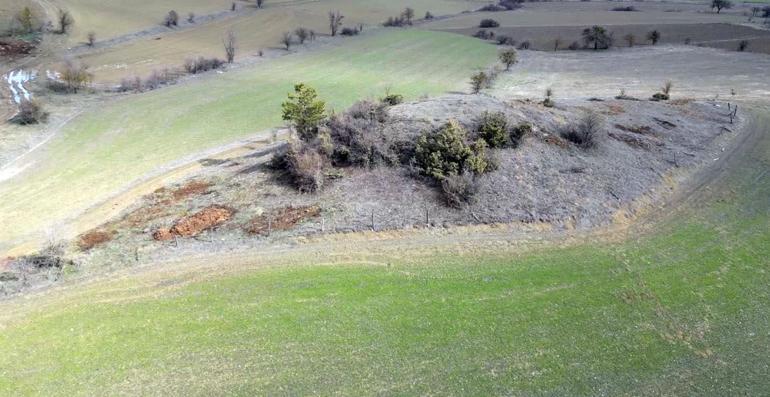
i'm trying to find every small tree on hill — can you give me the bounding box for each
[15,7,37,33]
[57,9,74,34]
[164,10,179,27]
[295,27,309,44]
[281,32,293,50]
[282,83,327,140]
[223,31,236,63]
[647,30,660,45]
[329,10,344,36]
[470,71,488,94]
[711,0,732,13]
[402,7,415,25]
[499,48,518,71]
[582,26,612,50]
[60,60,92,93]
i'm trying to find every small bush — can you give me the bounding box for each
[651,92,669,101]
[473,30,494,40]
[738,40,749,51]
[12,99,47,125]
[340,27,360,36]
[518,40,531,50]
[476,111,509,148]
[479,19,500,28]
[441,172,479,208]
[496,35,515,46]
[164,10,179,27]
[381,93,404,106]
[509,122,532,147]
[560,112,603,149]
[414,120,494,182]
[425,11,434,19]
[568,41,580,50]
[611,6,636,11]
[414,120,472,180]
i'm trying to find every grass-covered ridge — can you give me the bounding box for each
[0,110,768,395]
[0,29,497,249]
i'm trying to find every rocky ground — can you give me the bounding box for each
[52,93,745,278]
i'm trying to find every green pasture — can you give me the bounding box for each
[0,29,497,249]
[0,109,768,395]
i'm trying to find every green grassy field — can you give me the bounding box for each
[74,0,487,82]
[0,110,767,395]
[0,29,497,250]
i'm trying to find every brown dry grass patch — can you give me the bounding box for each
[171,180,212,201]
[245,205,321,235]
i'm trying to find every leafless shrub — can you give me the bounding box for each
[281,31,293,50]
[329,10,344,36]
[295,27,309,44]
[224,31,236,63]
[271,141,328,192]
[49,59,92,93]
[441,171,479,208]
[86,31,95,46]
[57,9,74,34]
[560,112,603,149]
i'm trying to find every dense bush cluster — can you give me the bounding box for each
[383,8,415,27]
[11,99,47,125]
[184,57,225,74]
[479,0,523,11]
[479,19,500,28]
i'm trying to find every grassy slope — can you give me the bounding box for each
[67,0,486,82]
[0,110,768,395]
[0,29,496,249]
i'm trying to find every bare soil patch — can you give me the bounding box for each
[153,205,234,241]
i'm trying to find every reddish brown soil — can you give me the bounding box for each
[171,180,211,201]
[0,38,35,57]
[245,205,321,235]
[78,230,115,251]
[153,205,234,241]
